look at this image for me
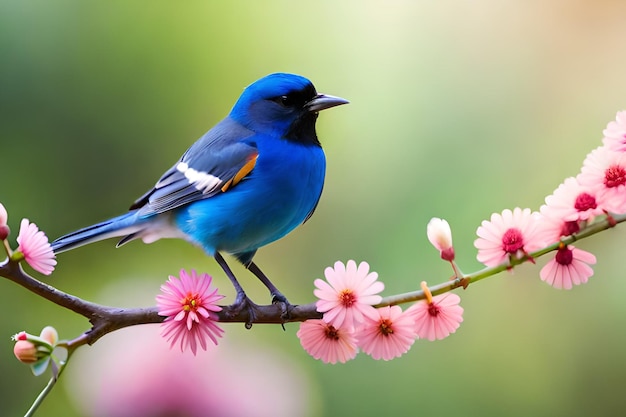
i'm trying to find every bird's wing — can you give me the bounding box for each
[130,118,258,217]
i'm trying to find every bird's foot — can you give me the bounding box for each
[227,292,261,329]
[224,290,295,328]
[271,291,295,326]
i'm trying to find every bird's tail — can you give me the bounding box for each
[51,212,144,254]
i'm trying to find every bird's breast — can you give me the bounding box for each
[175,140,326,255]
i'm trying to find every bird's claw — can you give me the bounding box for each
[225,291,295,329]
[227,292,260,329]
[271,292,294,326]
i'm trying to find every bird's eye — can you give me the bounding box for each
[274,95,295,108]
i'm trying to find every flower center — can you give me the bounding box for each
[555,246,573,266]
[574,192,597,212]
[428,303,440,317]
[182,293,201,312]
[339,289,357,307]
[379,319,394,336]
[324,324,340,340]
[501,228,524,253]
[604,164,626,188]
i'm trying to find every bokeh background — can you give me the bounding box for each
[2,1,626,416]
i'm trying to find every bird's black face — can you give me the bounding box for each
[267,83,321,146]
[269,83,318,111]
[230,73,348,146]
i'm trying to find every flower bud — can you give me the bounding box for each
[11,326,58,369]
[0,203,9,240]
[13,340,38,364]
[427,217,455,261]
[0,203,7,226]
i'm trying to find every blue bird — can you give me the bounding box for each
[52,73,348,319]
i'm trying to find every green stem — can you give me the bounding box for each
[24,375,56,417]
[23,352,72,417]
[2,239,12,257]
[378,211,626,307]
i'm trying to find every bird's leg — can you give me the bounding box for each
[214,252,258,328]
[246,261,292,320]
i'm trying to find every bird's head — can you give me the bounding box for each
[229,73,348,146]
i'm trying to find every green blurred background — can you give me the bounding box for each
[2,1,626,416]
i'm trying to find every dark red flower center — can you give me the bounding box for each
[574,192,597,212]
[604,164,626,188]
[555,246,573,266]
[379,319,394,336]
[501,228,524,253]
[325,325,340,340]
[339,289,356,307]
[427,303,440,317]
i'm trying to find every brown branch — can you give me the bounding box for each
[0,259,321,346]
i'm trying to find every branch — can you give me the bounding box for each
[1,211,623,348]
[0,259,322,346]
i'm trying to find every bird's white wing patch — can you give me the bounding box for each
[176,162,222,194]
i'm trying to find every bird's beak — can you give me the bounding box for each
[306,94,349,113]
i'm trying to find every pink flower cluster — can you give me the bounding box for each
[474,111,626,289]
[298,260,464,363]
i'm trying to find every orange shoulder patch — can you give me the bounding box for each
[221,152,258,192]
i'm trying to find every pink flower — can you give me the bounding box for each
[0,203,7,226]
[542,177,603,223]
[16,219,56,275]
[427,217,455,261]
[0,203,9,240]
[407,291,464,341]
[539,245,596,290]
[474,208,544,267]
[578,146,626,214]
[357,305,417,361]
[535,214,580,248]
[297,319,358,364]
[602,110,626,152]
[156,269,225,355]
[314,260,384,329]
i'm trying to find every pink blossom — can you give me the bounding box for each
[16,219,56,275]
[474,208,544,267]
[0,203,9,240]
[357,305,417,361]
[542,177,603,223]
[578,146,626,214]
[407,283,464,341]
[539,245,596,290]
[297,319,358,364]
[156,269,224,355]
[427,217,455,261]
[534,213,580,248]
[536,177,603,246]
[0,203,7,226]
[602,110,626,152]
[314,260,384,329]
